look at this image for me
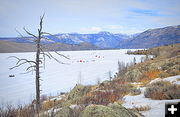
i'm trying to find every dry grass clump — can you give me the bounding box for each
[42,99,63,111]
[79,90,120,105]
[140,70,162,85]
[144,81,180,100]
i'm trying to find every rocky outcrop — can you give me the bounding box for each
[80,103,137,117]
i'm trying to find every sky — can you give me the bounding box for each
[0,0,180,37]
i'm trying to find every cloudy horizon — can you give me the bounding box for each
[0,0,180,37]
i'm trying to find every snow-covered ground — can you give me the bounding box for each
[0,49,144,105]
[123,75,180,117]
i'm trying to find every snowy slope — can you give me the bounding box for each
[122,75,180,117]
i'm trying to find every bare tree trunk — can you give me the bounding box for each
[35,19,43,115]
[36,39,40,114]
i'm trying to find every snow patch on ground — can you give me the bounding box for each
[49,94,66,101]
[163,75,180,85]
[149,75,180,85]
[122,75,180,117]
[44,107,61,116]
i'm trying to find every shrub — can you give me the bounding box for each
[130,88,141,95]
[126,50,150,55]
[68,85,91,101]
[117,61,127,77]
[144,81,180,100]
[125,69,142,82]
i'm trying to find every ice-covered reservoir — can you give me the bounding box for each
[0,49,144,105]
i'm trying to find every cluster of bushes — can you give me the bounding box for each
[117,60,162,83]
[118,57,179,84]
[77,90,120,105]
[117,61,130,77]
[0,93,68,117]
[160,57,180,77]
[127,50,150,55]
[0,104,35,117]
[127,47,164,58]
[65,80,134,107]
[41,98,65,111]
[92,81,133,104]
[144,81,180,100]
[117,61,137,81]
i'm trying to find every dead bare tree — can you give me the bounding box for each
[9,15,69,116]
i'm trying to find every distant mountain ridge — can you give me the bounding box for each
[0,31,131,49]
[0,40,99,53]
[120,25,180,48]
[0,25,180,52]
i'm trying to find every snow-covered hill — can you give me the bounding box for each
[123,75,180,117]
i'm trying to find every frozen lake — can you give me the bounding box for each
[0,49,144,105]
